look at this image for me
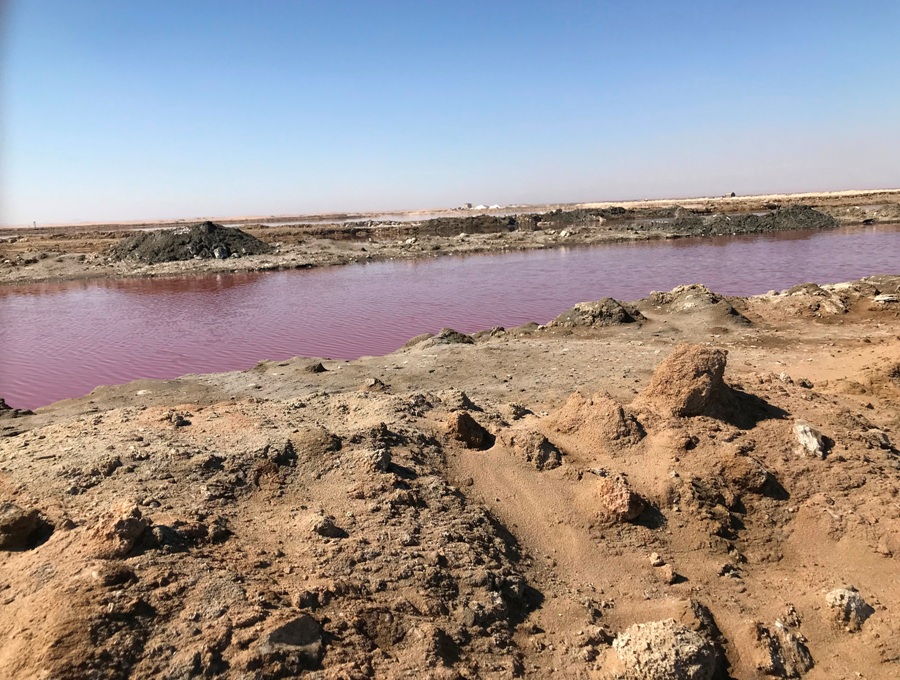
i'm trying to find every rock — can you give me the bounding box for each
[427,328,475,346]
[590,469,646,522]
[89,503,150,558]
[0,502,40,550]
[265,440,297,466]
[309,513,347,539]
[547,392,644,446]
[254,614,324,672]
[504,402,532,420]
[365,448,392,472]
[501,430,562,470]
[549,298,645,328]
[649,552,665,567]
[446,412,493,450]
[362,377,387,392]
[305,361,327,373]
[0,397,33,418]
[657,564,678,585]
[436,389,480,412]
[612,618,717,680]
[863,428,892,450]
[825,587,875,631]
[723,454,771,493]
[797,378,813,389]
[752,621,813,678]
[635,345,729,417]
[793,421,828,459]
[293,425,342,456]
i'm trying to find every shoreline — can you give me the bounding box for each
[3,189,899,287]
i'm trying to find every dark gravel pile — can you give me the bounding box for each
[112,221,271,264]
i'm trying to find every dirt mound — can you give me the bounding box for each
[112,221,271,264]
[641,285,750,325]
[670,205,837,237]
[549,298,645,328]
[633,345,728,417]
[546,392,645,448]
[499,428,563,470]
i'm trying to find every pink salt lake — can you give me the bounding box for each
[1,224,897,410]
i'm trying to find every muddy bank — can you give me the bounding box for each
[0,197,854,285]
[1,277,899,677]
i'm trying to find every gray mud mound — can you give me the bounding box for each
[549,297,645,328]
[641,284,750,326]
[670,205,836,237]
[112,221,271,264]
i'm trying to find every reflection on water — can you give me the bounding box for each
[1,224,898,409]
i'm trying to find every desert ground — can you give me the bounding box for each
[2,273,899,678]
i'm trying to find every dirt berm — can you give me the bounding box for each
[670,205,837,237]
[112,221,271,264]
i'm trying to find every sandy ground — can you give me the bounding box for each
[2,277,899,678]
[1,189,899,287]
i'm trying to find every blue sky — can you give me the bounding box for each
[3,1,899,225]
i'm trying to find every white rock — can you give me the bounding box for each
[793,421,827,459]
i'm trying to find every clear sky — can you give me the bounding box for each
[2,1,899,225]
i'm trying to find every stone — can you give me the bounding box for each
[635,345,728,418]
[366,448,392,472]
[793,421,827,459]
[502,430,562,470]
[447,412,493,450]
[752,620,813,678]
[658,564,678,585]
[0,502,40,550]
[590,469,646,522]
[309,513,347,539]
[89,503,149,558]
[649,552,665,567]
[612,618,717,680]
[825,587,875,631]
[255,614,324,671]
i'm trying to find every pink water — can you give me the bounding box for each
[2,224,898,409]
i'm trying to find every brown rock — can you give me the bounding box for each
[0,502,40,550]
[635,344,728,417]
[590,470,646,522]
[88,503,149,559]
[447,412,493,450]
[502,429,562,470]
[613,618,717,680]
